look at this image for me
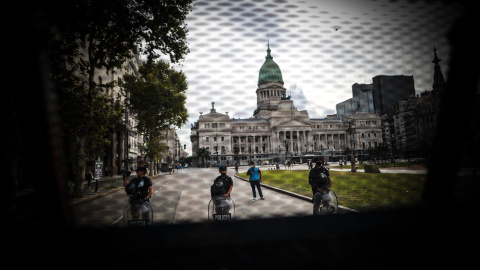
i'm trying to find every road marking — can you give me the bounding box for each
[112,215,123,226]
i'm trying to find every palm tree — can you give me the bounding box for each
[196,147,210,167]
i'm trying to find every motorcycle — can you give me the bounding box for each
[123,196,153,226]
[208,195,235,221]
[313,190,338,215]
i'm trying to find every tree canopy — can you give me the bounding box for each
[122,60,189,138]
[47,0,194,197]
[122,60,189,163]
[196,147,211,166]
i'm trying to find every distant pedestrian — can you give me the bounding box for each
[247,162,264,200]
[105,166,112,178]
[339,159,343,170]
[85,169,93,188]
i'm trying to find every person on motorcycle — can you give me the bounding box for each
[308,157,331,199]
[211,166,233,199]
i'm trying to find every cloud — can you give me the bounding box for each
[176,0,463,155]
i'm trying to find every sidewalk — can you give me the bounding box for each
[231,163,429,174]
[70,169,178,205]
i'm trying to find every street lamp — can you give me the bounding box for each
[345,117,357,172]
[124,91,130,173]
[216,126,219,166]
[385,128,395,167]
[178,142,181,163]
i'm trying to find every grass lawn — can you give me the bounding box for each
[239,170,427,211]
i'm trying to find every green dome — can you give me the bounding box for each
[258,45,283,85]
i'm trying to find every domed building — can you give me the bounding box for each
[190,44,383,167]
[254,42,287,118]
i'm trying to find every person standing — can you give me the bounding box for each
[246,162,264,200]
[308,157,331,199]
[85,169,93,189]
[234,161,239,174]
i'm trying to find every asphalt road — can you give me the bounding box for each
[72,163,432,228]
[72,167,322,227]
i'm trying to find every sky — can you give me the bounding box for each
[170,0,464,155]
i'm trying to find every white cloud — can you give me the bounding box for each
[174,0,463,155]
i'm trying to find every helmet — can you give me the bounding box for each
[125,182,136,195]
[214,196,231,214]
[313,172,329,186]
[215,180,224,188]
[219,166,227,171]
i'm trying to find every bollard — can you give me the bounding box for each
[94,178,99,192]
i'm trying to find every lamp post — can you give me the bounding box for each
[345,117,357,172]
[277,145,281,163]
[178,142,181,168]
[385,128,395,167]
[124,91,130,173]
[173,140,177,173]
[216,126,219,166]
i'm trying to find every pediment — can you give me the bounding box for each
[277,119,310,127]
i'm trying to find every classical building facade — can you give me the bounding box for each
[86,53,142,175]
[191,44,383,166]
[92,53,185,174]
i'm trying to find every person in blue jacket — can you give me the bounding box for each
[246,162,264,200]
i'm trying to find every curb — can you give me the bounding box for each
[71,174,165,206]
[233,174,359,213]
[71,187,124,206]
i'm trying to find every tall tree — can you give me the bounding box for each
[48,0,194,197]
[196,147,211,167]
[122,59,189,174]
